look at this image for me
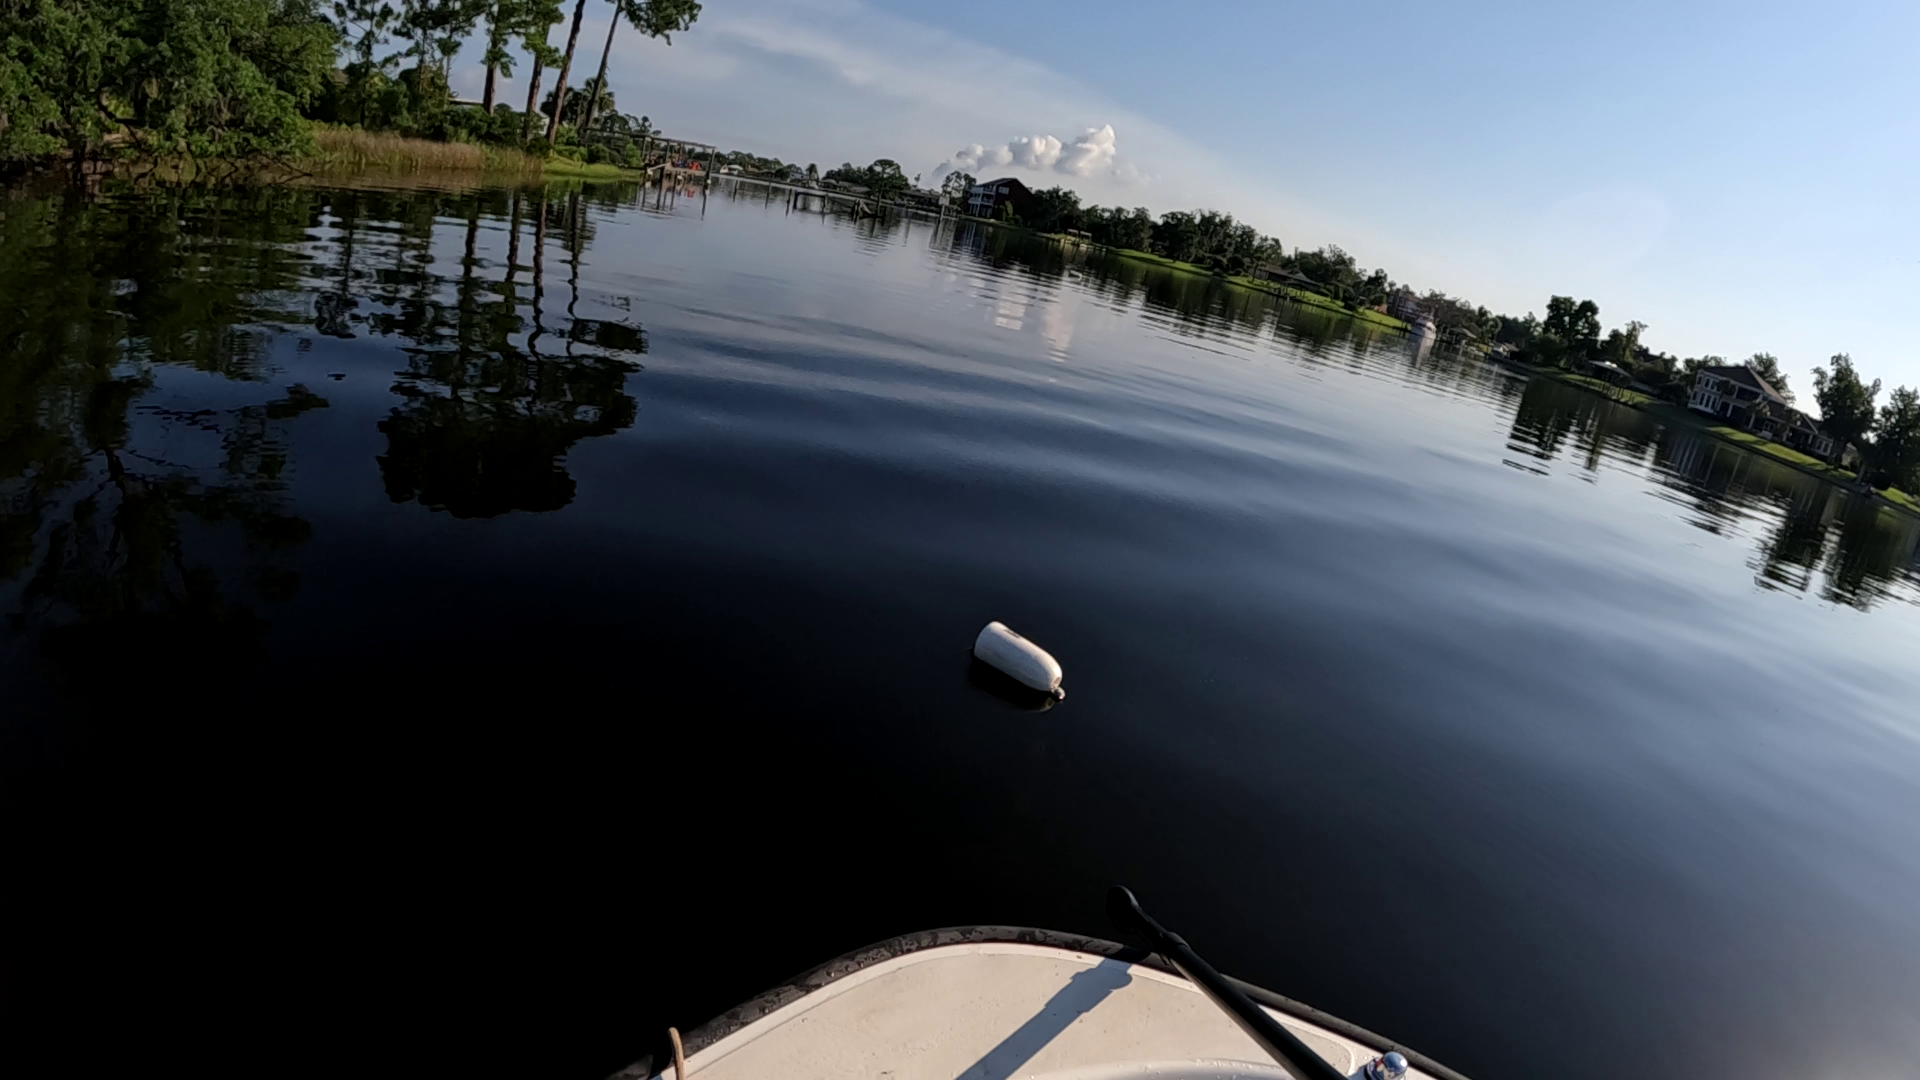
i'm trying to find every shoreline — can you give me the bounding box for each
[0,130,662,188]
[299,129,652,183]
[1504,357,1920,519]
[1014,227,1408,330]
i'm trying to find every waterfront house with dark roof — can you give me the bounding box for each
[966,177,1035,220]
[1783,409,1838,461]
[1688,363,1792,437]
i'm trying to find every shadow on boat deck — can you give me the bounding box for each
[956,958,1135,1080]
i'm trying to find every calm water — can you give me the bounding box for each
[4,180,1919,1080]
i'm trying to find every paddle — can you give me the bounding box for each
[1107,886,1349,1080]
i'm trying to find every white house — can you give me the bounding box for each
[1689,364,1791,435]
[1689,363,1840,460]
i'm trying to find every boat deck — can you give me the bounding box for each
[614,934,1452,1080]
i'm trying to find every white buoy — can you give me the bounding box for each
[973,621,1065,700]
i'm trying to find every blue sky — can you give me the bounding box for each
[457,0,1920,397]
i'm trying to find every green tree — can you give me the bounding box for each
[1251,234,1284,272]
[1600,320,1647,369]
[860,158,907,202]
[1112,206,1153,252]
[479,0,559,114]
[514,0,564,141]
[540,81,608,126]
[1681,355,1725,381]
[132,0,337,158]
[1811,354,1880,468]
[399,0,484,80]
[385,0,484,130]
[1025,186,1082,233]
[1492,313,1538,348]
[1539,296,1601,365]
[576,0,698,137]
[539,0,588,143]
[1745,352,1793,403]
[1,0,338,167]
[1152,211,1201,263]
[1353,269,1390,308]
[331,0,396,66]
[1290,244,1361,296]
[1637,349,1677,382]
[939,170,975,205]
[1869,386,1920,492]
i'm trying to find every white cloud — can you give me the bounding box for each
[448,0,1391,272]
[1056,125,1118,176]
[1007,134,1063,170]
[936,124,1121,181]
[457,0,1289,213]
[946,143,1013,173]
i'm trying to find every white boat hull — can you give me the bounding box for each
[611,930,1459,1080]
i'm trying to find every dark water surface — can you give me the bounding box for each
[4,181,1918,1080]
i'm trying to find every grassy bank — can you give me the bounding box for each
[1224,272,1410,329]
[541,158,646,180]
[305,127,544,177]
[1002,225,1405,329]
[1559,372,1654,407]
[1022,233,1411,330]
[301,128,649,182]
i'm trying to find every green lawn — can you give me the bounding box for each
[1883,488,1920,514]
[1107,246,1188,269]
[1558,372,1653,406]
[1221,273,1410,329]
[1708,425,1835,470]
[543,158,646,180]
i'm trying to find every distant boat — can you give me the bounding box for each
[611,888,1462,1080]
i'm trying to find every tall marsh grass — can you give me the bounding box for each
[306,127,544,177]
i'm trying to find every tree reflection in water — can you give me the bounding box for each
[2,182,648,700]
[1502,375,1920,610]
[0,187,325,682]
[357,188,644,518]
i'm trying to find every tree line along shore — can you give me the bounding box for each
[0,0,700,181]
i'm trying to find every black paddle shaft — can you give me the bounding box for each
[1107,886,1349,1080]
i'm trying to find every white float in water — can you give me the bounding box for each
[973,621,1065,700]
